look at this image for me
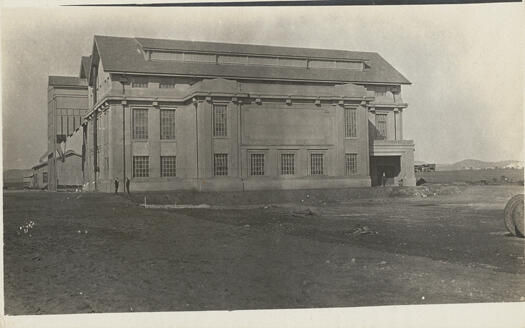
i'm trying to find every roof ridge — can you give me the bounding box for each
[134,35,378,55]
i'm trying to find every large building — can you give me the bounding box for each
[78,35,415,192]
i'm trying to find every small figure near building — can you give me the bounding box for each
[114,177,119,194]
[382,171,387,187]
[125,177,131,195]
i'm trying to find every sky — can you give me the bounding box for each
[1,4,523,170]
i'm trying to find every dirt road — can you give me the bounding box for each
[3,185,524,314]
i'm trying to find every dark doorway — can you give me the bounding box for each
[370,156,401,186]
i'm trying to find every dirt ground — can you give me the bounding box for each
[3,185,525,315]
[416,168,523,185]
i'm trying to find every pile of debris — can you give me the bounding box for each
[389,185,462,198]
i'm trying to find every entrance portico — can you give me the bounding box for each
[370,140,416,186]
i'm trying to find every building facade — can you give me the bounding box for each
[81,35,415,192]
[47,61,89,191]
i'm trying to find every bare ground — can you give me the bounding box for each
[3,185,524,315]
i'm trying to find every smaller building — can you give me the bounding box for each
[31,161,48,189]
[414,163,436,173]
[47,69,89,191]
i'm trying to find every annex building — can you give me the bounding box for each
[46,74,89,191]
[31,72,88,190]
[78,35,416,192]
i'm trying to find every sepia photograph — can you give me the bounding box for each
[1,2,524,327]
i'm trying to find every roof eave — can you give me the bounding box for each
[103,69,410,85]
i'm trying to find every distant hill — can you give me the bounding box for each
[436,159,524,171]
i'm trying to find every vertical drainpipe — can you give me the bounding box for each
[93,109,98,191]
[92,65,98,191]
[123,101,126,186]
[120,76,129,188]
[82,123,86,185]
[194,98,199,180]
[238,99,243,192]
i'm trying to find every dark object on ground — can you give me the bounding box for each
[416,178,426,186]
[503,194,524,237]
[292,208,315,217]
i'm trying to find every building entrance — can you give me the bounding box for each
[370,156,401,186]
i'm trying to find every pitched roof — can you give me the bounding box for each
[80,56,91,79]
[94,35,410,85]
[48,76,87,87]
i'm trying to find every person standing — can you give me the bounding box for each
[125,177,131,195]
[114,177,119,194]
[381,171,386,187]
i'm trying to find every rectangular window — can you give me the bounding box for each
[160,156,176,177]
[133,108,148,139]
[336,61,364,71]
[345,153,358,175]
[374,86,388,97]
[160,109,176,140]
[218,55,248,65]
[250,154,265,176]
[344,108,357,138]
[309,60,336,69]
[42,172,48,184]
[278,58,307,68]
[133,156,149,177]
[131,78,148,88]
[213,105,227,137]
[310,154,324,175]
[280,154,295,175]
[151,51,184,61]
[214,154,228,176]
[159,79,176,89]
[375,113,388,139]
[183,53,216,63]
[247,56,279,66]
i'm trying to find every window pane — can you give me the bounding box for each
[280,154,295,175]
[250,154,265,176]
[159,79,176,89]
[311,154,324,175]
[336,61,364,71]
[218,55,247,65]
[133,156,149,177]
[247,56,279,66]
[278,58,307,68]
[160,109,176,140]
[160,156,176,177]
[183,53,216,63]
[345,153,358,175]
[213,105,227,137]
[132,78,148,88]
[133,109,148,139]
[344,108,357,138]
[375,114,387,139]
[151,51,183,61]
[214,154,228,176]
[309,60,336,69]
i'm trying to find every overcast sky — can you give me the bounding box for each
[1,4,523,170]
